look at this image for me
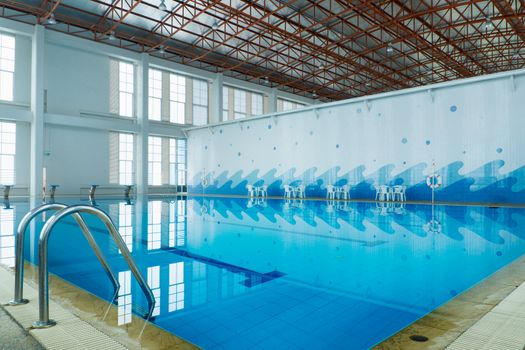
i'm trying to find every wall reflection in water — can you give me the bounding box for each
[0,204,15,267]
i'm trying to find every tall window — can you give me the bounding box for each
[119,62,134,117]
[0,34,15,102]
[148,136,162,186]
[169,139,177,185]
[119,133,134,185]
[278,98,306,112]
[0,121,16,185]
[192,79,208,125]
[170,73,186,124]
[251,93,263,116]
[148,69,162,120]
[177,139,187,186]
[222,87,229,121]
[234,89,246,119]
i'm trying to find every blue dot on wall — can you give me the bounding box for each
[273,146,277,150]
[258,137,262,141]
[463,150,467,154]
[496,147,503,153]
[219,129,223,134]
[426,140,431,145]
[401,138,408,144]
[218,164,221,167]
[357,108,362,113]
[268,124,272,129]
[204,145,208,150]
[450,105,458,112]
[336,144,340,148]
[403,161,407,165]
[295,141,299,146]
[247,125,250,129]
[309,131,314,135]
[237,152,241,156]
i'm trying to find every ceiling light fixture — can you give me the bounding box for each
[159,0,167,11]
[483,17,494,31]
[212,22,219,30]
[386,42,394,53]
[312,91,318,98]
[264,76,269,84]
[45,13,57,25]
[159,45,166,54]
[108,31,116,41]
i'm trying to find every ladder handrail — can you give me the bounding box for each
[33,205,156,328]
[10,203,120,306]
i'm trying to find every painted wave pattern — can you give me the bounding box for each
[191,197,525,244]
[189,160,525,204]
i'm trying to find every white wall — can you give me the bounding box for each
[45,43,110,116]
[44,124,109,194]
[187,71,525,204]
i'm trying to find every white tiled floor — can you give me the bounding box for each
[447,283,525,350]
[0,267,128,350]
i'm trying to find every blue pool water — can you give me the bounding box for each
[2,197,525,349]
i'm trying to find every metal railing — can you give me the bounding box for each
[9,203,120,307]
[32,205,156,328]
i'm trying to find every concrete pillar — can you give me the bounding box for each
[210,73,223,123]
[267,88,277,114]
[136,53,149,195]
[30,25,45,198]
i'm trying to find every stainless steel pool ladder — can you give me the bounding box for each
[9,203,120,307]
[32,205,156,328]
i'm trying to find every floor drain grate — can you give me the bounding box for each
[410,335,429,342]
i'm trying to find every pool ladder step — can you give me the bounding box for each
[8,203,156,329]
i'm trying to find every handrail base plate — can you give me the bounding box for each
[32,320,56,329]
[7,298,29,306]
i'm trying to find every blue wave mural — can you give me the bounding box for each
[189,160,525,204]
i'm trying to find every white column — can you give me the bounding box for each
[267,88,277,114]
[136,53,149,195]
[30,25,45,198]
[210,73,223,123]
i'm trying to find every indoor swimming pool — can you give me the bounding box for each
[1,197,525,349]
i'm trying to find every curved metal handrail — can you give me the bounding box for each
[9,203,120,306]
[33,205,156,328]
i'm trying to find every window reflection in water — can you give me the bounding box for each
[168,262,184,312]
[0,206,15,267]
[119,202,133,252]
[148,201,162,250]
[169,200,186,248]
[147,265,161,316]
[192,262,207,306]
[117,271,132,325]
